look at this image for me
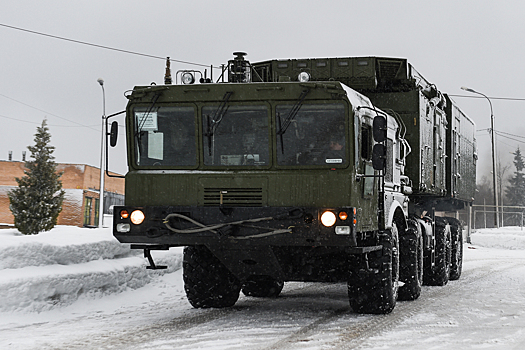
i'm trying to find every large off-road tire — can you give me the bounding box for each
[423,218,451,286]
[398,219,423,301]
[242,275,284,298]
[447,217,463,280]
[348,223,400,314]
[183,245,241,308]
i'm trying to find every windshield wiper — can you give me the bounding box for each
[277,89,309,154]
[205,91,233,156]
[134,92,162,153]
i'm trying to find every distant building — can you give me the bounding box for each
[0,161,125,227]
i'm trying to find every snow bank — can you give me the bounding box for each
[470,226,525,250]
[0,226,138,269]
[0,226,182,313]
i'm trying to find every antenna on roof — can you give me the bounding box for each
[164,57,172,85]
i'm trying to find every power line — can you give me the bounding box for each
[495,131,525,145]
[497,138,517,150]
[0,93,99,131]
[448,94,525,102]
[497,130,525,140]
[0,112,97,129]
[477,129,525,140]
[477,130,525,139]
[0,22,212,68]
[0,113,42,125]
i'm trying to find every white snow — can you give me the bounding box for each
[0,226,181,313]
[0,225,524,349]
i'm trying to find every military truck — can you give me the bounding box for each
[110,53,476,314]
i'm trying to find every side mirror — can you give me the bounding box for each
[110,121,118,147]
[372,144,386,170]
[372,116,387,143]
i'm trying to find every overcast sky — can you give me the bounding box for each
[1,0,524,180]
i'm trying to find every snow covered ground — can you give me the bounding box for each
[1,225,525,349]
[0,226,182,314]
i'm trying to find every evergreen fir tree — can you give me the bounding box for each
[505,147,525,207]
[8,119,65,235]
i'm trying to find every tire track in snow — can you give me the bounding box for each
[52,281,343,350]
[50,257,524,350]
[331,258,524,350]
[259,257,523,350]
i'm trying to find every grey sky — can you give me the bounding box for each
[1,0,524,179]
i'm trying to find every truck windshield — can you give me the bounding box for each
[134,106,196,166]
[276,103,347,166]
[202,105,269,166]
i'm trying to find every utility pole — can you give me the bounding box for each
[461,87,499,228]
[98,78,106,228]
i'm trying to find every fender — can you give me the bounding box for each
[385,195,407,231]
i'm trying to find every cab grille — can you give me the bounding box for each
[203,188,263,206]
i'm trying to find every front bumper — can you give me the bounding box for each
[113,205,358,248]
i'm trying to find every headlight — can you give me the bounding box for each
[116,223,130,233]
[298,71,311,82]
[320,211,337,227]
[335,226,351,235]
[181,72,195,84]
[130,210,145,225]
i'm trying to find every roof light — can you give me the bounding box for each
[181,72,195,84]
[298,71,311,82]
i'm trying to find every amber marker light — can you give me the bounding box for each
[120,210,129,219]
[130,210,145,225]
[338,211,348,221]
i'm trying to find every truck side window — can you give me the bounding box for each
[361,125,371,160]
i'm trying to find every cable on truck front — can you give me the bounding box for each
[162,213,293,239]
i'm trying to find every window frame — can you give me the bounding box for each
[131,103,198,169]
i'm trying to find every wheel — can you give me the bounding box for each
[398,219,423,301]
[423,218,451,286]
[183,245,241,308]
[447,218,463,280]
[242,275,284,298]
[348,223,400,314]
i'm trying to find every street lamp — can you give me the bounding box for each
[461,86,499,228]
[97,78,106,228]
